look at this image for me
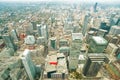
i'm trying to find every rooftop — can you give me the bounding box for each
[92,36,108,45]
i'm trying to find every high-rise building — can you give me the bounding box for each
[110,13,116,26]
[50,37,56,49]
[21,49,36,80]
[82,14,89,36]
[2,34,16,51]
[83,54,108,77]
[31,22,37,30]
[89,36,108,53]
[37,24,42,36]
[41,25,49,41]
[37,24,48,42]
[94,2,98,12]
[10,29,18,41]
[109,25,120,35]
[99,22,110,34]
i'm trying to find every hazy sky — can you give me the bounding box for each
[0,0,120,3]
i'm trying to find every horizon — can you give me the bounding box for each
[0,0,120,3]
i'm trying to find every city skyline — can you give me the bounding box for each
[0,0,120,3]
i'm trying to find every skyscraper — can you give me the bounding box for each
[37,24,42,36]
[41,25,49,42]
[21,49,36,80]
[2,34,16,51]
[10,29,18,41]
[37,24,49,42]
[109,25,120,35]
[82,14,89,36]
[94,2,98,12]
[83,54,108,77]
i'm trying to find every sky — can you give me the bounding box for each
[0,0,120,3]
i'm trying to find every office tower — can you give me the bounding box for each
[109,25,120,35]
[69,56,79,71]
[41,25,48,41]
[50,37,56,49]
[110,13,116,26]
[10,29,18,41]
[83,54,107,77]
[37,24,42,36]
[99,22,110,34]
[31,22,37,30]
[37,24,48,42]
[100,22,106,29]
[82,14,89,36]
[21,49,36,80]
[94,2,98,12]
[89,36,108,53]
[2,34,16,51]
